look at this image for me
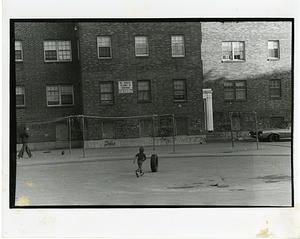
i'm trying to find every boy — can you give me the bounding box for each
[133,146,146,177]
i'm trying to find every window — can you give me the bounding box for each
[15,41,23,62]
[99,82,114,104]
[16,86,25,106]
[224,81,246,101]
[222,41,245,61]
[137,80,151,102]
[135,36,149,56]
[171,35,185,57]
[44,41,72,62]
[268,40,280,59]
[269,79,281,99]
[46,85,74,106]
[97,36,112,58]
[173,79,187,101]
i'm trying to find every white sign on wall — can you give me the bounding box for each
[118,81,133,93]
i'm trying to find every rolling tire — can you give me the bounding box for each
[268,134,279,142]
[150,154,158,172]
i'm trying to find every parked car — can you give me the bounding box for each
[249,125,292,142]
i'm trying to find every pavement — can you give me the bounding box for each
[16,140,292,166]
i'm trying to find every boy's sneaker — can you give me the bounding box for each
[135,170,139,177]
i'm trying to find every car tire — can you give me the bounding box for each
[268,134,279,142]
[150,154,158,172]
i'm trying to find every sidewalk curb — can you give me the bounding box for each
[17,152,291,167]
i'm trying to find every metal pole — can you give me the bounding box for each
[172,114,176,153]
[254,111,259,150]
[229,112,234,149]
[68,117,71,154]
[82,115,86,158]
[152,115,156,151]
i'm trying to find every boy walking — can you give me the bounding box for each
[133,146,146,177]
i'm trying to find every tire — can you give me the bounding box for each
[268,134,280,142]
[150,154,158,172]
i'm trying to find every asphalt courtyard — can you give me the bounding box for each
[15,141,292,206]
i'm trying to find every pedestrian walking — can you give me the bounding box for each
[18,127,32,158]
[133,146,146,177]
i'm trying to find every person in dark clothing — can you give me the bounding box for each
[133,146,146,177]
[18,127,32,158]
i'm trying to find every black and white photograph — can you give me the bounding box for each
[11,19,293,207]
[2,0,300,238]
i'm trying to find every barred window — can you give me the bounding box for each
[46,85,74,106]
[15,41,23,61]
[224,81,246,101]
[44,41,72,62]
[269,79,281,99]
[171,35,185,57]
[222,41,245,61]
[135,36,149,56]
[16,86,25,106]
[268,40,280,59]
[173,79,187,101]
[100,82,114,104]
[137,80,151,102]
[97,36,112,58]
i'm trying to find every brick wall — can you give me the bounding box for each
[78,22,205,138]
[201,21,292,131]
[15,22,83,143]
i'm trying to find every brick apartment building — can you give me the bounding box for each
[15,21,205,149]
[15,22,83,148]
[14,21,292,149]
[201,21,292,133]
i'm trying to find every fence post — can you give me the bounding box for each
[152,115,156,151]
[172,114,176,153]
[68,116,71,154]
[254,111,259,150]
[82,115,86,158]
[229,112,234,149]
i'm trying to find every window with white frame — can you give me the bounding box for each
[16,86,25,106]
[99,82,114,104]
[269,79,281,99]
[15,41,23,61]
[44,41,72,62]
[135,36,149,56]
[268,40,280,59]
[46,85,74,106]
[222,41,245,61]
[224,81,247,101]
[173,79,187,101]
[137,80,151,102]
[171,35,185,57]
[97,36,112,58]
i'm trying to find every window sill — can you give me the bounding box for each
[44,60,72,63]
[222,59,245,63]
[98,57,112,60]
[15,60,23,63]
[16,105,26,108]
[135,55,149,58]
[267,58,280,61]
[100,102,114,105]
[172,56,185,58]
[47,104,74,107]
[174,100,187,103]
